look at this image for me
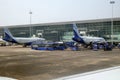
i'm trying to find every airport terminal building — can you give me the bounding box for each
[0,18,120,42]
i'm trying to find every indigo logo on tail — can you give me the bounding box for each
[72,23,85,44]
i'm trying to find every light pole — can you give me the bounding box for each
[29,11,32,37]
[110,1,115,45]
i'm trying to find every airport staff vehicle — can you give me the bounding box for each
[31,41,67,50]
[3,27,45,47]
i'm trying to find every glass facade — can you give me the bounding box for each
[0,19,120,42]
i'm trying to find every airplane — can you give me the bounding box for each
[72,23,106,47]
[3,27,45,47]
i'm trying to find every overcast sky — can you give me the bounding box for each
[0,0,120,26]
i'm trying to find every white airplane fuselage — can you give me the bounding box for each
[13,37,45,44]
[80,36,106,44]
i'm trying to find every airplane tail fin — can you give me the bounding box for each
[73,23,81,38]
[72,23,84,43]
[3,27,17,43]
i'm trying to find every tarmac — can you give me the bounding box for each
[0,46,120,80]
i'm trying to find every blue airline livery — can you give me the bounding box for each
[3,27,45,47]
[72,23,106,45]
